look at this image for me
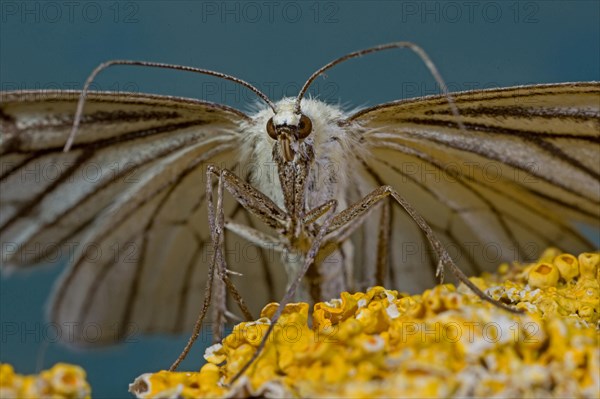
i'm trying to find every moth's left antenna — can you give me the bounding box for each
[64,60,277,152]
[295,41,466,132]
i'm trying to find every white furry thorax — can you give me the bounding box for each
[240,98,359,211]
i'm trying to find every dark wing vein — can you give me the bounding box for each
[373,140,593,249]
[347,82,599,287]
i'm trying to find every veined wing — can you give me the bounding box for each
[0,91,285,344]
[347,82,600,292]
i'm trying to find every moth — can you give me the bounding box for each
[1,43,598,375]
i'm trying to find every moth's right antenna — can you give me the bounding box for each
[64,60,276,152]
[295,41,466,133]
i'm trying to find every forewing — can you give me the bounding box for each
[0,91,284,344]
[348,83,600,292]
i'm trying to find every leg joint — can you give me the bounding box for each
[381,185,394,194]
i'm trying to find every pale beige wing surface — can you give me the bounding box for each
[0,91,285,345]
[348,83,600,292]
[3,83,599,343]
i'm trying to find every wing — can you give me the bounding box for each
[346,82,600,292]
[0,91,286,345]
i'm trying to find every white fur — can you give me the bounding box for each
[241,98,362,211]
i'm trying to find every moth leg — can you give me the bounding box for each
[207,165,287,231]
[211,169,227,342]
[169,167,224,371]
[204,163,296,320]
[224,220,286,252]
[303,200,339,225]
[324,199,392,286]
[169,166,258,370]
[312,198,387,288]
[210,169,257,340]
[204,163,292,317]
[229,200,339,386]
[327,185,521,314]
[238,213,278,301]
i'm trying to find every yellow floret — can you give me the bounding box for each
[579,252,600,278]
[0,363,91,399]
[554,253,580,281]
[130,250,600,398]
[528,262,560,288]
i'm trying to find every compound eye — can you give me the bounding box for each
[266,117,277,139]
[297,114,313,139]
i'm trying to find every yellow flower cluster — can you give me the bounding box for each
[0,363,91,399]
[130,250,599,398]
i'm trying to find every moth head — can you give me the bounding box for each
[266,105,313,162]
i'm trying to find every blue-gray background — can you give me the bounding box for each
[1,1,598,397]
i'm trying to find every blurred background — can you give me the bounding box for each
[1,1,598,397]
